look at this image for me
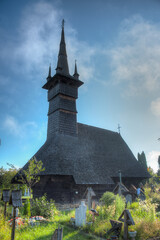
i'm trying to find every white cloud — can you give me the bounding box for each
[6,1,97,84]
[3,115,37,138]
[108,15,160,96]
[151,98,160,116]
[147,150,160,172]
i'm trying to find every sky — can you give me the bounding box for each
[0,0,160,172]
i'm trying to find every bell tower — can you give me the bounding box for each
[42,20,83,139]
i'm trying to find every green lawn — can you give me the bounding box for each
[16,222,100,240]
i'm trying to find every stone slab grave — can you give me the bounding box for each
[75,201,87,227]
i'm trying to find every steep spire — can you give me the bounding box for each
[56,19,69,75]
[47,64,51,81]
[73,60,79,79]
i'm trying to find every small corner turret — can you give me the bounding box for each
[73,60,79,79]
[47,64,51,82]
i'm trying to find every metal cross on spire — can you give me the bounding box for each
[118,124,121,134]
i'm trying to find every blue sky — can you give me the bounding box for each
[0,0,160,172]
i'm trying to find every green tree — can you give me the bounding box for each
[0,166,18,190]
[19,157,45,199]
[23,198,31,217]
[137,151,148,170]
[158,156,160,169]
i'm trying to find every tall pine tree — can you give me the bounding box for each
[157,156,160,176]
[137,151,147,170]
[158,156,160,169]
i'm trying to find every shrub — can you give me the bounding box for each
[23,199,31,217]
[136,220,160,239]
[129,201,139,210]
[114,194,125,219]
[151,192,160,211]
[100,192,116,207]
[0,208,11,240]
[31,194,57,219]
[129,199,157,222]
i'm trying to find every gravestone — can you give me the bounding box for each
[75,201,87,227]
[125,194,132,205]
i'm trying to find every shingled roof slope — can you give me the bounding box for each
[15,123,150,184]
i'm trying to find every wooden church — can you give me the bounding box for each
[13,21,150,203]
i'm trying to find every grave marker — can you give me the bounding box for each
[75,201,87,227]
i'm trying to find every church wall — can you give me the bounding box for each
[32,175,115,203]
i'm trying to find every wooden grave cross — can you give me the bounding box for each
[118,209,135,240]
[107,220,122,238]
[51,226,63,240]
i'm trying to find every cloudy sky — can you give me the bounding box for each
[0,0,160,172]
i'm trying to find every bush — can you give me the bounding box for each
[23,199,31,217]
[136,220,160,239]
[31,194,57,219]
[151,192,160,211]
[0,207,11,240]
[115,194,125,219]
[100,191,116,207]
[129,199,157,221]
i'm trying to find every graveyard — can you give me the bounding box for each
[0,178,160,240]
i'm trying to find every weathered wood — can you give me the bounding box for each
[9,190,22,208]
[123,210,128,240]
[87,187,95,210]
[125,210,135,225]
[2,189,10,202]
[107,220,122,238]
[118,209,135,226]
[51,227,63,240]
[4,202,7,219]
[118,209,135,240]
[11,207,16,240]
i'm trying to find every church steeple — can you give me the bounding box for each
[43,20,83,138]
[73,60,79,79]
[56,19,69,75]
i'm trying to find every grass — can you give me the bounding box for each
[1,185,160,240]
[15,222,100,240]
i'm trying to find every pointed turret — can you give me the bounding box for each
[47,64,51,81]
[73,60,79,79]
[56,19,69,75]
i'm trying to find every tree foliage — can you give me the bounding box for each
[23,199,31,217]
[19,157,45,198]
[158,155,160,169]
[100,191,116,206]
[137,151,148,170]
[0,166,17,190]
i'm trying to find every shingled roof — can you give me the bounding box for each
[14,122,150,184]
